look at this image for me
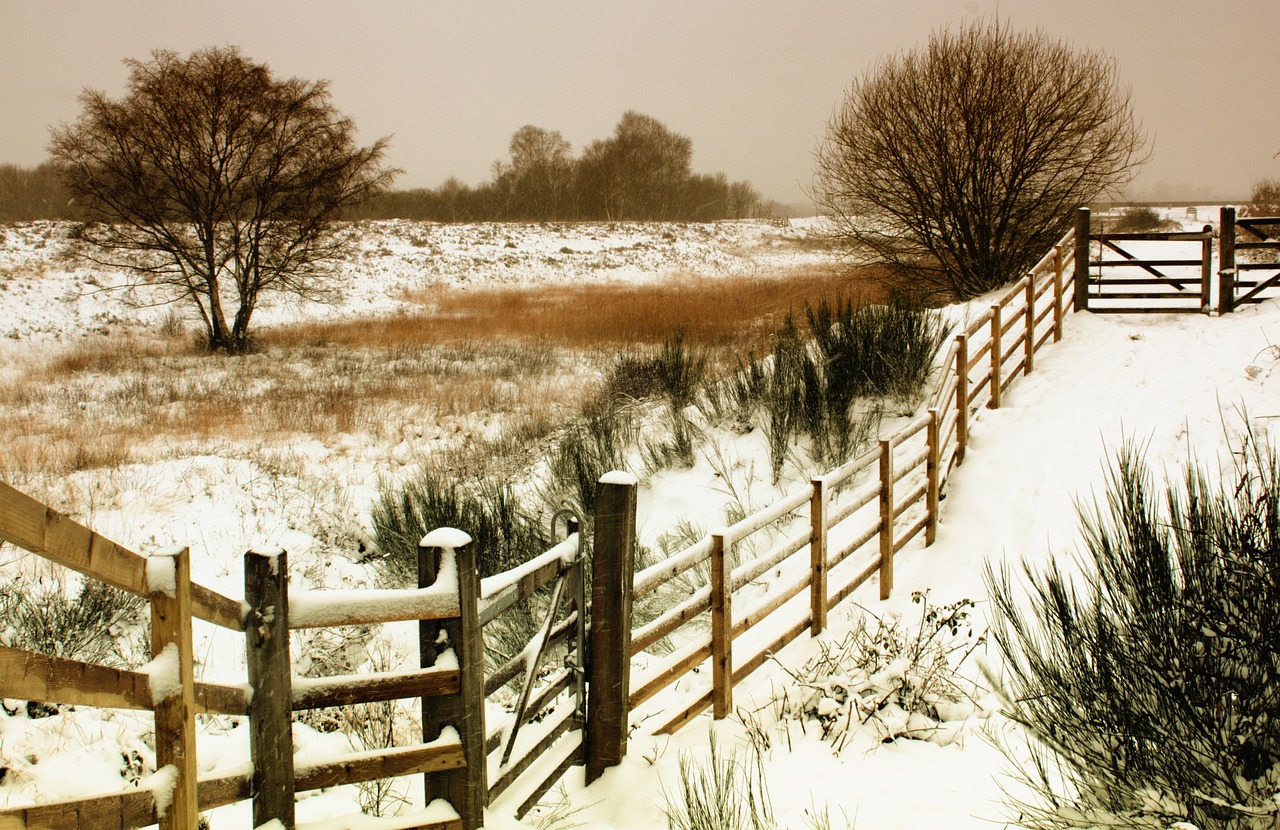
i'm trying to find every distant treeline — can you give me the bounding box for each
[349,112,780,222]
[1,111,779,224]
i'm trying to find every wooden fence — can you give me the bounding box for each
[616,224,1079,735]
[0,212,1113,827]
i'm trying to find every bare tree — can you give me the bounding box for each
[577,112,693,220]
[50,47,397,353]
[493,125,574,219]
[814,21,1147,299]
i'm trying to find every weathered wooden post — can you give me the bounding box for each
[1073,207,1091,311]
[1220,206,1237,315]
[989,304,1003,410]
[586,472,637,783]
[148,547,198,830]
[1199,224,1214,312]
[245,548,295,830]
[1053,243,1065,341]
[1023,276,1036,374]
[419,528,485,830]
[925,409,940,546]
[809,476,828,636]
[709,529,732,719]
[878,438,895,601]
[954,334,969,464]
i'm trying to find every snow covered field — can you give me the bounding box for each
[2,214,1278,829]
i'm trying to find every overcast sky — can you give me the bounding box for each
[4,0,1278,205]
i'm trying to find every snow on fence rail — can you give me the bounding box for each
[0,481,476,830]
[623,223,1079,736]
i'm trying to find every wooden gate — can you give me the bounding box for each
[1071,207,1212,313]
[1218,206,1280,311]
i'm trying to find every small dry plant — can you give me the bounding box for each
[661,730,776,830]
[337,635,417,817]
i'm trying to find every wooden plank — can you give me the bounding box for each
[295,740,467,792]
[989,304,1002,410]
[148,547,198,830]
[894,513,929,554]
[515,739,584,820]
[926,409,940,546]
[731,570,809,640]
[730,523,810,593]
[486,616,575,695]
[709,532,732,719]
[628,638,712,709]
[478,536,577,627]
[293,666,460,710]
[955,334,969,462]
[633,536,712,599]
[630,587,711,655]
[244,549,295,829]
[0,645,149,711]
[828,557,880,611]
[825,480,879,528]
[1073,208,1090,311]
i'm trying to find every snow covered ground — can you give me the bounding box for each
[3,213,1278,828]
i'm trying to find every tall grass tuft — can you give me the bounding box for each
[370,468,550,583]
[987,429,1280,830]
[661,732,776,830]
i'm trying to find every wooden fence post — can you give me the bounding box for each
[586,472,637,783]
[989,304,1003,410]
[925,409,940,546]
[1200,224,1214,312]
[1053,243,1065,341]
[878,438,895,601]
[710,530,732,719]
[1220,206,1237,315]
[420,529,486,830]
[1024,275,1035,374]
[954,334,969,465]
[148,547,198,830]
[809,477,827,636]
[245,548,295,830]
[1073,207,1091,312]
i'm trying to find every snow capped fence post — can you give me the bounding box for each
[244,548,296,829]
[955,334,969,464]
[147,546,198,830]
[809,476,828,636]
[1220,206,1237,315]
[710,529,732,719]
[878,438,895,601]
[586,472,637,783]
[1073,207,1091,311]
[418,528,485,830]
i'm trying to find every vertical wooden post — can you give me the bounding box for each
[148,547,198,830]
[878,438,895,601]
[567,518,586,726]
[420,529,485,829]
[809,476,828,636]
[1200,224,1213,312]
[709,530,732,719]
[244,548,295,830]
[586,472,637,783]
[1073,207,1091,312]
[1053,244,1065,341]
[1220,206,1237,315]
[1024,275,1035,374]
[925,409,940,546]
[989,304,1003,410]
[954,334,969,465]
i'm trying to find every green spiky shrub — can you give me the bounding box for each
[987,432,1280,830]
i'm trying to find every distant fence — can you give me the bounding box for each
[1073,206,1280,314]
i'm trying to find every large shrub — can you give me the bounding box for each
[987,432,1280,830]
